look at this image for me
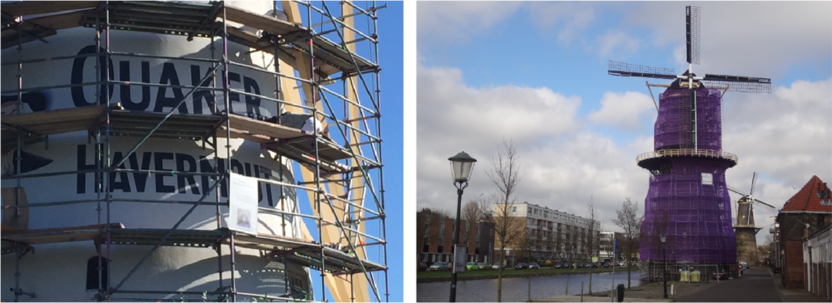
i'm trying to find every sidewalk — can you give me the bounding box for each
[771,270,826,302]
[675,266,827,302]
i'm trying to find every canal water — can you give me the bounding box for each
[417,270,643,302]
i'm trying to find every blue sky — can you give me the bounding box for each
[415,0,831,267]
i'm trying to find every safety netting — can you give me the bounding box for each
[654,88,722,151]
[640,87,736,264]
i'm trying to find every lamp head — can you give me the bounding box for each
[448,151,477,183]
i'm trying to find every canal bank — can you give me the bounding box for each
[417,267,638,283]
[417,271,642,302]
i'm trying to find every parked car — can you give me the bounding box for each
[554,262,564,269]
[712,270,727,280]
[602,262,611,268]
[429,262,450,271]
[419,262,427,271]
[529,262,540,269]
[591,262,600,268]
[466,262,479,271]
[492,262,503,270]
[515,263,529,269]
[738,261,748,272]
[478,262,490,270]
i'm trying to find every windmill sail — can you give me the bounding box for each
[702,74,771,93]
[686,6,700,65]
[608,60,676,79]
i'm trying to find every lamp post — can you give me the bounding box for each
[448,151,477,302]
[660,233,667,298]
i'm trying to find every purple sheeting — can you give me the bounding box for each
[653,88,722,151]
[640,88,736,263]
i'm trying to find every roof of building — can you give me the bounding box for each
[781,175,832,212]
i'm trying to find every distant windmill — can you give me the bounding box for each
[729,172,776,228]
[611,6,773,265]
[728,172,775,264]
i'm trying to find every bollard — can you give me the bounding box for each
[528,278,531,302]
[566,276,569,296]
[616,284,625,302]
[671,282,674,296]
[581,282,584,302]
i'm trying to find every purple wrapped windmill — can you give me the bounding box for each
[608,6,772,264]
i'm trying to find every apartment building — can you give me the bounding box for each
[495,202,600,264]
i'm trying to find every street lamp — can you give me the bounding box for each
[660,233,667,298]
[448,151,476,302]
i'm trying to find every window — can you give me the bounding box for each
[86,256,109,290]
[512,206,517,212]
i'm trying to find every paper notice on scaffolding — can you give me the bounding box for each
[229,172,259,235]
[702,173,713,185]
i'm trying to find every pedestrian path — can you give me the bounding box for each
[771,271,826,302]
[675,267,787,302]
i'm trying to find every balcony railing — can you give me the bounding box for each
[636,148,738,165]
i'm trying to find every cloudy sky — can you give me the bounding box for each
[415,1,832,245]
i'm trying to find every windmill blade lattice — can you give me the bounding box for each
[686,6,700,65]
[608,60,677,79]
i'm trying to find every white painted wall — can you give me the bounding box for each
[0,2,313,300]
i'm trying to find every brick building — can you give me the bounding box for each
[803,223,831,301]
[775,175,832,289]
[416,210,495,265]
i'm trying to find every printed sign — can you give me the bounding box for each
[702,173,713,185]
[229,172,259,235]
[453,244,466,273]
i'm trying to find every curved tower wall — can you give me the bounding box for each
[640,87,736,264]
[654,88,722,151]
[0,2,312,301]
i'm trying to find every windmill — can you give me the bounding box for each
[608,6,771,153]
[728,172,776,263]
[728,172,776,230]
[611,6,772,265]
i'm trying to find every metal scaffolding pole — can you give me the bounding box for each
[14,14,24,302]
[104,2,114,296]
[220,3,236,301]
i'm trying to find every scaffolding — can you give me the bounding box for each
[637,87,737,266]
[1,1,388,301]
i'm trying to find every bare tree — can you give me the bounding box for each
[517,227,537,263]
[612,197,643,288]
[565,225,580,265]
[642,208,671,282]
[487,138,523,302]
[586,199,601,293]
[461,197,487,250]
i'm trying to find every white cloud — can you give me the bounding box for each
[524,2,595,45]
[417,64,648,226]
[596,30,641,59]
[624,2,832,79]
[588,91,656,130]
[417,2,523,48]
